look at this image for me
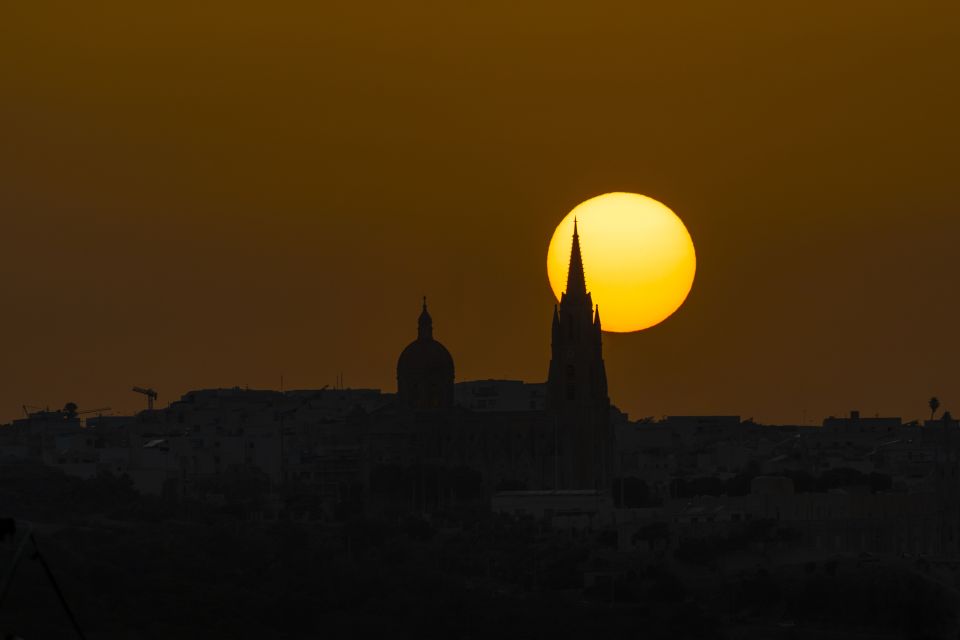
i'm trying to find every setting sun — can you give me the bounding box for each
[547,192,696,333]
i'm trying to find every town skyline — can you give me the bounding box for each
[3,1,958,425]
[3,273,952,427]
[5,220,958,638]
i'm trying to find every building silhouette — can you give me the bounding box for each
[547,220,612,490]
[4,233,960,640]
[396,297,455,410]
[7,221,960,571]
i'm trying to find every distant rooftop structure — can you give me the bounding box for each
[823,410,902,429]
[660,416,741,426]
[455,379,546,412]
[174,386,386,404]
[924,412,958,428]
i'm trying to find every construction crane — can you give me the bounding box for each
[21,404,43,417]
[132,387,158,410]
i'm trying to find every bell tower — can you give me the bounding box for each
[547,220,612,490]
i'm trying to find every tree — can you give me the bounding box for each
[929,396,940,421]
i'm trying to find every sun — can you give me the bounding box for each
[546,192,696,333]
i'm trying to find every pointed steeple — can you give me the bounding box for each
[546,218,610,491]
[418,296,433,340]
[565,218,587,299]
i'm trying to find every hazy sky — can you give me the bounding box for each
[1,1,958,423]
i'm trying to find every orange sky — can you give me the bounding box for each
[1,1,958,423]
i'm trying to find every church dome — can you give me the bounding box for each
[397,338,454,379]
[396,299,454,409]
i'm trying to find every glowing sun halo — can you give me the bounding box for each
[547,192,696,333]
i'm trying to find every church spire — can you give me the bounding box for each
[547,218,611,491]
[418,296,433,340]
[565,218,587,299]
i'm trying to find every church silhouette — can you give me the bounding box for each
[386,222,613,495]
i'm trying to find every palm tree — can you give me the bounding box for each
[930,396,940,421]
